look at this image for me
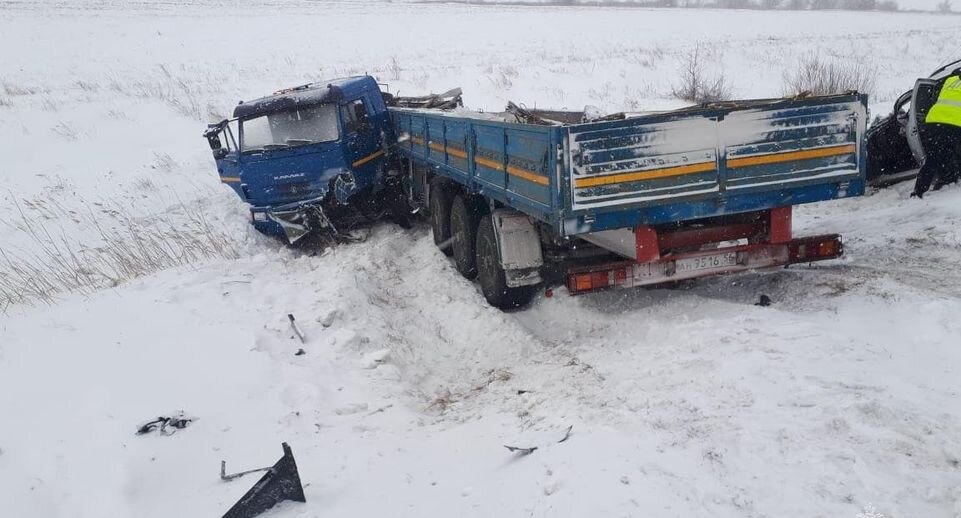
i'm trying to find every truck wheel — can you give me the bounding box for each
[475,215,536,310]
[429,178,454,256]
[449,195,486,279]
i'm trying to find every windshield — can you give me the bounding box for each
[241,103,339,153]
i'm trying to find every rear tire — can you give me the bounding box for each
[429,178,455,256]
[475,215,536,310]
[450,195,486,279]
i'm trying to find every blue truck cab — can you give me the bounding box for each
[204,76,392,241]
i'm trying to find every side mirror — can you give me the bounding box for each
[207,133,223,151]
[204,119,229,158]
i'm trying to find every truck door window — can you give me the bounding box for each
[342,99,369,134]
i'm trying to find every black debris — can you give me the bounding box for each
[503,445,538,455]
[222,443,306,518]
[136,411,194,436]
[288,314,306,343]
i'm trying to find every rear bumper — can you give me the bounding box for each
[566,234,842,295]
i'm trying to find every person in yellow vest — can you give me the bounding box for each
[912,70,961,198]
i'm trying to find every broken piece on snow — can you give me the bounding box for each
[504,445,538,455]
[288,314,306,343]
[221,460,271,482]
[504,425,574,456]
[221,443,306,518]
[136,411,194,436]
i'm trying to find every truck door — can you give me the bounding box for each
[341,98,384,190]
[204,120,243,197]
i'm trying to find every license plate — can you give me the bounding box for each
[675,252,737,273]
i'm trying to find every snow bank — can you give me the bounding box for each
[2,1,961,517]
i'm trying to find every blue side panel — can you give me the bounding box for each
[569,115,721,210]
[473,124,507,190]
[505,129,552,206]
[444,120,471,179]
[722,101,861,192]
[390,108,556,222]
[410,116,426,156]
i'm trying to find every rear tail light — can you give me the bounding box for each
[789,236,842,262]
[573,273,593,292]
[568,267,631,294]
[818,240,838,257]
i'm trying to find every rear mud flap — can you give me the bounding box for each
[492,210,544,288]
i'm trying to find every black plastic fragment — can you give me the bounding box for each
[222,443,306,518]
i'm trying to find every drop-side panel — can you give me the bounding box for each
[567,96,866,217]
[722,100,863,193]
[505,129,552,206]
[569,116,720,211]
[389,108,557,221]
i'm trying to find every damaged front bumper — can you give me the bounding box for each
[250,196,334,244]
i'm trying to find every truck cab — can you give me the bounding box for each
[204,75,392,242]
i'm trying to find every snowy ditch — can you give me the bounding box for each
[1,1,961,517]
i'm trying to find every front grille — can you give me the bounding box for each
[278,182,312,200]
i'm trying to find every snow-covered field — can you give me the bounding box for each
[2,1,961,517]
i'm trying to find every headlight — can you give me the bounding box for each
[251,211,268,222]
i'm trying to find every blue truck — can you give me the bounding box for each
[204,75,867,308]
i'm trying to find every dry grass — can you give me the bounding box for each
[0,198,240,310]
[783,53,877,97]
[671,43,732,103]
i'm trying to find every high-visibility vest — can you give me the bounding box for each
[926,75,961,127]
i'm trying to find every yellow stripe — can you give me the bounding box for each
[446,146,468,159]
[474,156,503,170]
[475,156,549,186]
[506,165,550,186]
[728,144,856,169]
[575,161,716,188]
[352,149,385,167]
[221,176,241,183]
[426,141,469,159]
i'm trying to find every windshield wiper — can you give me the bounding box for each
[285,138,313,146]
[263,143,290,151]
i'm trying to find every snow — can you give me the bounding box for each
[2,1,961,517]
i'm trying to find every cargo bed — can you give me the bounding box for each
[389,93,867,236]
